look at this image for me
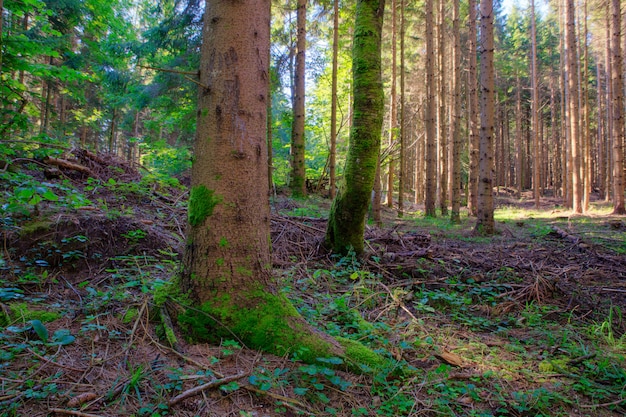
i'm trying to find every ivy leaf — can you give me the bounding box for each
[30,320,49,343]
[51,329,75,346]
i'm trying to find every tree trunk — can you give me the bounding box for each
[181,0,382,368]
[530,0,540,208]
[386,0,397,209]
[610,0,625,213]
[290,0,307,197]
[437,0,447,216]
[325,0,385,255]
[424,0,437,217]
[398,0,406,217]
[467,0,479,216]
[474,0,495,235]
[329,0,339,199]
[450,0,461,223]
[565,0,582,213]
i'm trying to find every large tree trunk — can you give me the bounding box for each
[290,0,307,197]
[474,0,495,235]
[424,0,437,217]
[181,0,382,367]
[610,0,625,213]
[325,0,385,255]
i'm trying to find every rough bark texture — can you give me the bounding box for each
[530,0,540,209]
[326,0,385,255]
[450,0,461,223]
[610,0,625,214]
[290,0,307,197]
[386,0,397,209]
[181,0,383,369]
[467,0,479,217]
[565,0,582,213]
[474,0,495,235]
[424,0,437,217]
[329,0,339,200]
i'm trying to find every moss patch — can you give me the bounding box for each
[0,302,61,326]
[178,290,386,372]
[188,185,221,226]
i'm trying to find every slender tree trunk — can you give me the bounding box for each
[424,0,437,217]
[329,0,339,200]
[398,0,406,217]
[386,0,397,208]
[610,0,625,213]
[565,0,582,213]
[467,0,479,216]
[581,0,591,212]
[515,77,523,198]
[290,0,307,197]
[437,0,448,215]
[475,0,495,235]
[531,0,540,208]
[326,0,385,254]
[450,0,461,223]
[597,62,606,200]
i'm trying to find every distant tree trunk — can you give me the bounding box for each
[605,7,613,203]
[329,0,339,200]
[467,0,479,216]
[515,76,523,198]
[581,0,591,212]
[565,0,582,213]
[530,0,540,208]
[398,0,406,217]
[597,61,606,200]
[386,0,397,209]
[474,0,495,235]
[437,0,447,216]
[290,0,307,197]
[450,0,461,223]
[610,0,625,214]
[326,0,385,255]
[424,0,437,217]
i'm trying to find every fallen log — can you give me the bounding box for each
[43,156,95,177]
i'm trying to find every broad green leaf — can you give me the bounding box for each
[31,320,49,343]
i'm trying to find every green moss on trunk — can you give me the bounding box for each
[325,0,385,255]
[188,185,221,226]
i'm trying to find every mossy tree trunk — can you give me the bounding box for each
[325,0,385,255]
[181,0,382,369]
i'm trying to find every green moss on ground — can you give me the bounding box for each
[178,290,387,372]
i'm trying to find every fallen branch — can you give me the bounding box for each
[168,371,248,407]
[49,408,103,417]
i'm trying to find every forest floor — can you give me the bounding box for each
[1,150,626,417]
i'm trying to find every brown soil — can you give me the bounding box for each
[1,153,626,416]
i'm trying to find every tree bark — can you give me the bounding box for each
[181,0,383,368]
[610,0,625,213]
[424,0,437,217]
[474,0,495,235]
[530,0,540,208]
[329,0,339,199]
[450,0,461,223]
[467,0,479,216]
[386,0,397,209]
[325,0,385,255]
[290,0,307,197]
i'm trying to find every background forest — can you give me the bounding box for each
[2,0,626,416]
